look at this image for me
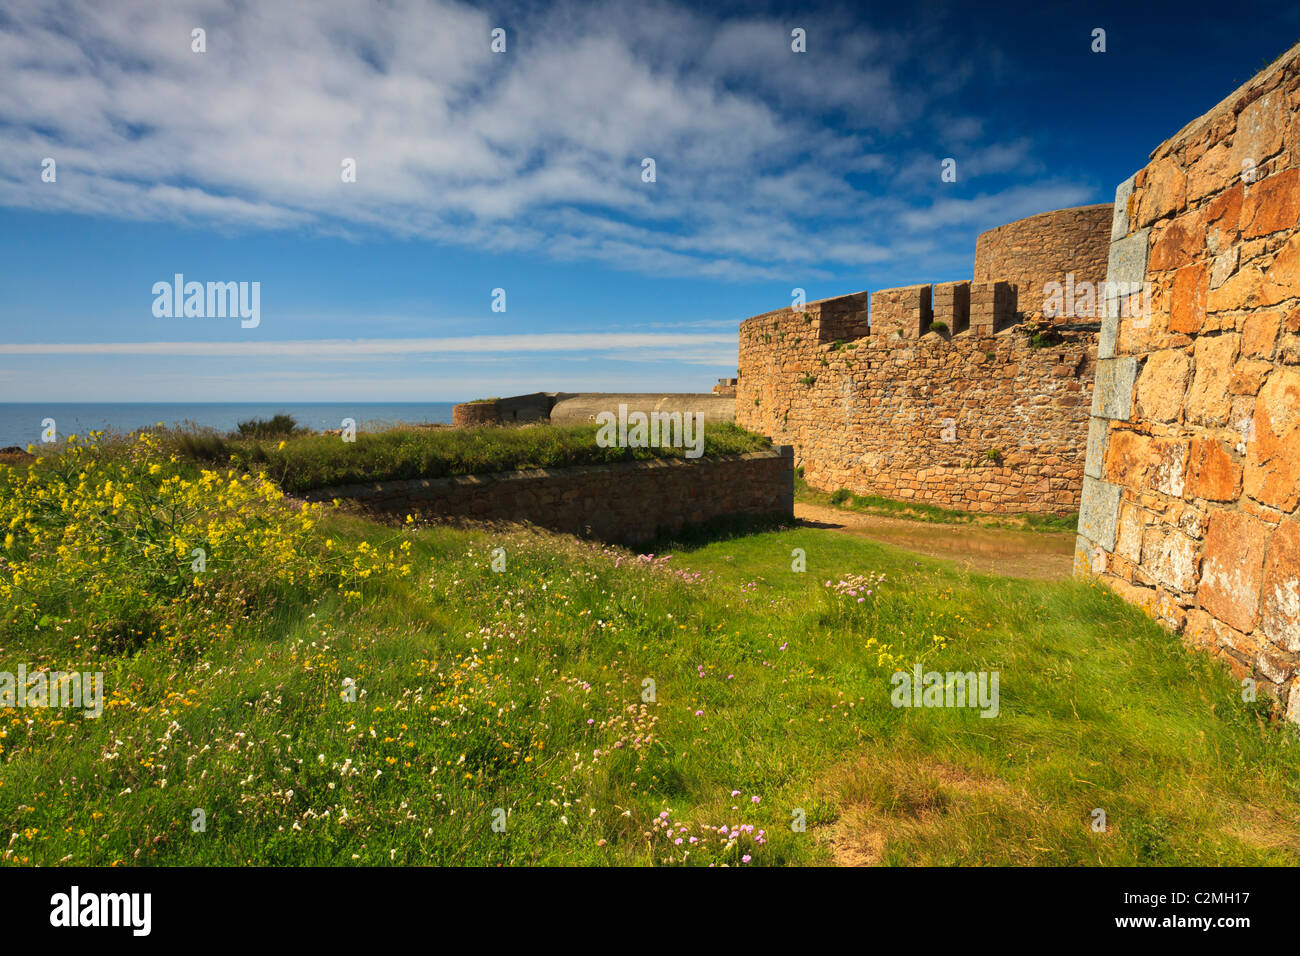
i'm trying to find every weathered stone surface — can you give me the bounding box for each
[1084,416,1109,480]
[1209,247,1239,289]
[870,284,932,340]
[1134,349,1191,422]
[1099,294,1119,359]
[1104,429,1150,486]
[932,280,971,334]
[1206,263,1262,314]
[1184,334,1241,426]
[1198,510,1269,633]
[1245,366,1300,512]
[1261,518,1300,654]
[1149,439,1189,497]
[1242,310,1282,358]
[1229,358,1271,395]
[1079,476,1122,552]
[1137,156,1186,226]
[1115,499,1145,562]
[1143,525,1200,592]
[1111,174,1136,241]
[1189,437,1243,501]
[1205,182,1243,251]
[1242,167,1300,239]
[1091,356,1138,421]
[1170,261,1208,333]
[1261,232,1300,306]
[1106,228,1151,289]
[1074,534,1107,575]
[1150,209,1207,272]
[1188,141,1235,204]
[1233,89,1287,174]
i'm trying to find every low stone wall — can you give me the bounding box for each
[451,393,559,426]
[451,402,500,427]
[301,447,794,545]
[549,393,735,426]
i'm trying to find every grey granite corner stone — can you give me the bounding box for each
[1078,476,1122,553]
[1111,173,1137,241]
[1098,297,1119,359]
[1084,416,1109,480]
[1091,356,1138,421]
[1106,227,1150,290]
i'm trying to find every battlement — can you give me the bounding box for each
[739,277,1024,356]
[735,201,1111,517]
[739,292,869,345]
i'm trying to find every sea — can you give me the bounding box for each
[0,403,458,448]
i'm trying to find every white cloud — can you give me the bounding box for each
[0,331,736,357]
[0,0,1100,279]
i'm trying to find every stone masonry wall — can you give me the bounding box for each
[736,294,1096,514]
[302,448,794,545]
[974,203,1114,324]
[1076,40,1300,721]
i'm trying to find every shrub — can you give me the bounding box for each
[829,488,852,505]
[930,321,949,334]
[235,414,299,439]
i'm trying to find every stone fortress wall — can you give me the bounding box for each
[1075,40,1300,720]
[735,204,1113,515]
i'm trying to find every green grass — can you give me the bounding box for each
[3,503,1297,866]
[798,476,1079,533]
[172,421,771,493]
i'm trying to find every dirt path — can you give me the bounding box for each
[795,502,1075,581]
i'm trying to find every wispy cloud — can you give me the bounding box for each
[0,331,735,358]
[0,0,1099,280]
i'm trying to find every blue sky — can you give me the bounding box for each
[1,0,1297,402]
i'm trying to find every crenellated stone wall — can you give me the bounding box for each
[736,291,1097,514]
[1076,39,1300,721]
[734,204,1111,516]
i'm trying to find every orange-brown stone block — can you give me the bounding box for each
[1189,437,1243,501]
[1198,510,1269,633]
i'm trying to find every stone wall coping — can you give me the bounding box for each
[975,202,1114,239]
[1149,40,1300,161]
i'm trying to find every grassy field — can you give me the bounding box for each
[170,420,771,493]
[1,437,1297,866]
[795,473,1080,533]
